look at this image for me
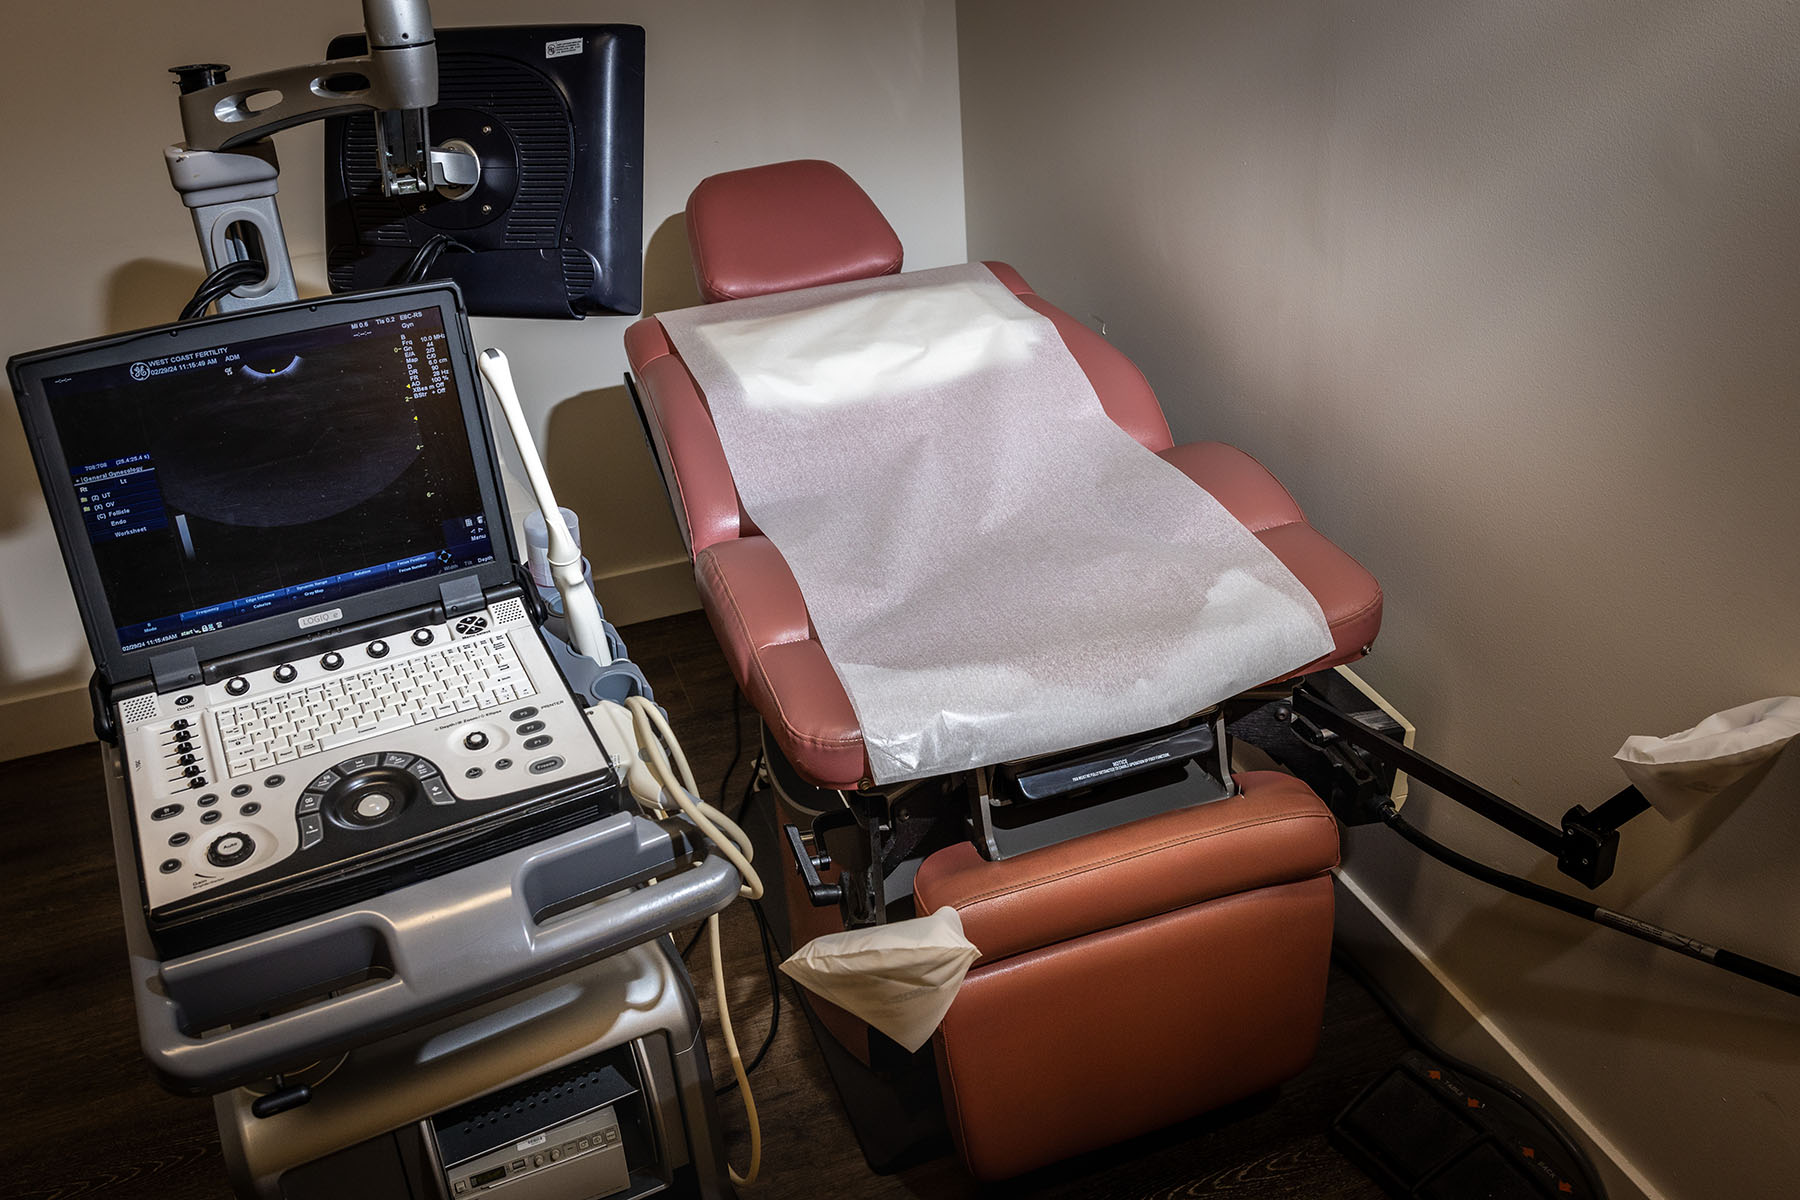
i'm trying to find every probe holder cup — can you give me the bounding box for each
[543,619,656,707]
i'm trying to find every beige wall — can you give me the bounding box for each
[958,2,1799,1197]
[0,0,966,759]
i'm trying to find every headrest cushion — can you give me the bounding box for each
[685,160,904,303]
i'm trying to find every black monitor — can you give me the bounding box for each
[324,25,645,320]
[7,284,514,685]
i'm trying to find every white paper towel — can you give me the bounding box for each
[779,907,980,1053]
[1615,696,1800,818]
[658,264,1334,782]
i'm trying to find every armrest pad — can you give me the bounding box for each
[625,317,755,552]
[695,538,866,786]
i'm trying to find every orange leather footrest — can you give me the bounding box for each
[913,772,1339,1180]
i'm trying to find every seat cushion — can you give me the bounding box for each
[1160,441,1384,664]
[692,445,1382,788]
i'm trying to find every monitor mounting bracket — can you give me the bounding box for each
[163,0,477,314]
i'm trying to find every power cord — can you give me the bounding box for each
[1380,801,1800,998]
[393,233,470,285]
[179,257,267,321]
[620,695,765,1186]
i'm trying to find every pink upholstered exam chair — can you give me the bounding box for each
[622,159,1382,1181]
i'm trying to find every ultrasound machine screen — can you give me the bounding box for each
[40,308,495,653]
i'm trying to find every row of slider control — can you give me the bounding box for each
[168,719,206,788]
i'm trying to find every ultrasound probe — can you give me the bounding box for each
[477,347,612,664]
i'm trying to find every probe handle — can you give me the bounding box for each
[477,347,611,665]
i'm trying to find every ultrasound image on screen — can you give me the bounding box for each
[43,308,495,652]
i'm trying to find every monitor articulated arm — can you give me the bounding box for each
[163,0,478,314]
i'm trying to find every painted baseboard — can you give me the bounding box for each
[1333,869,1662,1200]
[0,681,97,763]
[591,556,700,627]
[0,559,702,764]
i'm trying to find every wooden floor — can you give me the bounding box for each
[0,611,1401,1199]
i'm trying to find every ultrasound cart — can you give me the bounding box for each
[106,739,741,1200]
[11,283,745,1200]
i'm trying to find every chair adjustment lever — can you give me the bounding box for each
[783,823,842,907]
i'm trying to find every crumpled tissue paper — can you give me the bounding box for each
[779,906,980,1052]
[1614,696,1800,819]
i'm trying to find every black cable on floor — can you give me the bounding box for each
[1330,947,1608,1199]
[716,893,783,1096]
[681,688,750,962]
[653,687,784,1090]
[1381,802,1800,998]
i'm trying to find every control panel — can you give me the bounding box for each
[115,600,617,954]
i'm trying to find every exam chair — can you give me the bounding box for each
[623,159,1383,1179]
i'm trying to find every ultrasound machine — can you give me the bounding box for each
[7,5,747,1198]
[16,286,617,957]
[11,279,744,1199]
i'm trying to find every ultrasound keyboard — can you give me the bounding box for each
[217,631,530,773]
[115,598,621,957]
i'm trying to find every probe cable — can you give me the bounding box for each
[1379,801,1800,999]
[669,687,783,1095]
[624,695,765,1186]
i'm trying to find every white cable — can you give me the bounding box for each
[623,695,762,1184]
[475,347,611,665]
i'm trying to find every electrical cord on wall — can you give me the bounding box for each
[178,257,267,321]
[621,695,765,1186]
[1380,801,1800,999]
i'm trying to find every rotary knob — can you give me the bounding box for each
[411,627,435,647]
[321,651,345,671]
[206,831,256,868]
[273,663,297,684]
[225,676,249,697]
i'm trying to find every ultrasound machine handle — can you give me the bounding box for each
[109,753,740,1095]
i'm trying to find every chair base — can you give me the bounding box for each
[759,721,1339,1181]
